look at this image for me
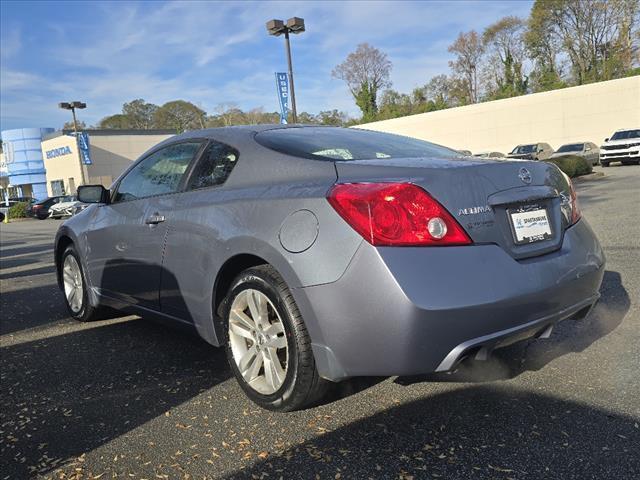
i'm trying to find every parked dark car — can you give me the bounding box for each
[55,126,604,411]
[29,195,74,219]
[508,143,554,160]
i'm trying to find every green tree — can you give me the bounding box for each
[332,43,392,120]
[62,120,87,131]
[530,0,639,86]
[122,99,158,129]
[153,100,206,133]
[97,114,131,129]
[317,109,349,126]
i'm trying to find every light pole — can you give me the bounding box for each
[58,101,87,186]
[266,17,305,123]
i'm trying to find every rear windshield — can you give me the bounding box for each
[254,127,457,161]
[557,143,584,153]
[611,129,640,140]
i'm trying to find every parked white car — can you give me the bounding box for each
[49,197,84,219]
[600,128,640,167]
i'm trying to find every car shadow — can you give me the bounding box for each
[227,385,639,479]
[0,243,54,259]
[397,270,628,384]
[1,319,231,478]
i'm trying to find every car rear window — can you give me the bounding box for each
[557,143,584,153]
[254,127,456,161]
[511,145,536,154]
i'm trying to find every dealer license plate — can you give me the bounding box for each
[509,208,552,245]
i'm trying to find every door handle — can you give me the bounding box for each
[145,213,166,225]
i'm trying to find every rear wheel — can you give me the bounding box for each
[61,245,100,322]
[223,265,327,411]
[601,161,610,167]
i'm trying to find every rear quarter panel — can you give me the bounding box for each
[159,143,362,345]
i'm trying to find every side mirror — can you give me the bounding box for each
[77,185,109,204]
[605,138,609,142]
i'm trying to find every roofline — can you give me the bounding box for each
[42,129,177,141]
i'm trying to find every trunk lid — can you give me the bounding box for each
[334,156,573,260]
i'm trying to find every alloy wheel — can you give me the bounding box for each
[63,255,84,313]
[228,289,288,395]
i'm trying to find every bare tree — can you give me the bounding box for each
[448,31,485,104]
[332,43,392,121]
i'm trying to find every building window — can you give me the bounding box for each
[51,180,65,196]
[68,177,76,195]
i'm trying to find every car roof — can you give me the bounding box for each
[150,124,335,153]
[173,124,332,140]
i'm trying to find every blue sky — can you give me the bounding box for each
[0,0,533,131]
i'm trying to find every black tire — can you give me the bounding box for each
[222,265,328,411]
[61,245,101,322]
[601,161,610,167]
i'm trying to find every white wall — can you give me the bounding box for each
[358,76,640,155]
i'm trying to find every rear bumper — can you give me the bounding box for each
[296,219,605,381]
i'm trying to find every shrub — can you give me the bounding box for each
[545,155,593,178]
[8,201,29,219]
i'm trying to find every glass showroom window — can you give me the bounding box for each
[51,180,65,196]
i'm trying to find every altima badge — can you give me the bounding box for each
[519,167,532,184]
[458,205,492,216]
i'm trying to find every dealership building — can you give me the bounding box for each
[1,129,174,201]
[40,129,174,197]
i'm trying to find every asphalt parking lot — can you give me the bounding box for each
[1,165,639,480]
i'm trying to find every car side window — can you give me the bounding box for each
[187,141,239,190]
[114,142,202,202]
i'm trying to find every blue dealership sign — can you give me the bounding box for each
[77,132,92,165]
[275,72,289,124]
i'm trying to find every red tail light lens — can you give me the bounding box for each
[327,183,472,246]
[569,179,581,225]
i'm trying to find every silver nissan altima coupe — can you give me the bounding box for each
[55,125,605,411]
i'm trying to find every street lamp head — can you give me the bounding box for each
[58,102,71,110]
[72,101,87,109]
[266,19,285,36]
[286,17,305,33]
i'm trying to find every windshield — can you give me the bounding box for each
[254,127,457,161]
[557,143,584,153]
[511,145,536,154]
[611,129,640,140]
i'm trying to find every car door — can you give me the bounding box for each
[159,140,240,324]
[86,141,204,309]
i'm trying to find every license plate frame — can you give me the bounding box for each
[508,206,553,245]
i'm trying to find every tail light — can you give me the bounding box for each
[327,182,472,246]
[32,205,42,210]
[569,179,581,225]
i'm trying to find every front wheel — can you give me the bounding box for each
[601,161,610,167]
[223,265,328,411]
[61,245,101,322]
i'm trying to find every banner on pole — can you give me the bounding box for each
[77,132,92,165]
[275,72,289,124]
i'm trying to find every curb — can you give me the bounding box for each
[573,172,605,182]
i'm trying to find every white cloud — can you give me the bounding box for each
[1,0,534,128]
